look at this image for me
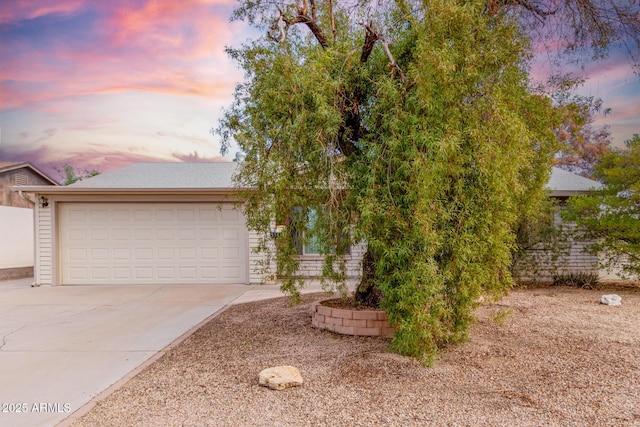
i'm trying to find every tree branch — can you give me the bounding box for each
[380,38,407,83]
[329,0,336,44]
[361,23,380,63]
[309,0,317,22]
[360,23,406,83]
[267,2,329,48]
[486,0,557,17]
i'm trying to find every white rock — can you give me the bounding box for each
[258,366,303,390]
[600,294,622,306]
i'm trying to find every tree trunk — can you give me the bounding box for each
[354,248,382,307]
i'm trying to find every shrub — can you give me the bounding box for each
[552,272,600,289]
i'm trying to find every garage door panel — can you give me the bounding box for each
[221,208,240,221]
[222,266,241,280]
[91,248,109,260]
[91,268,109,280]
[113,267,131,280]
[158,267,175,279]
[201,247,218,259]
[199,208,217,221]
[135,267,153,279]
[60,203,248,285]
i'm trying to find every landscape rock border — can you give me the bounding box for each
[311,298,396,337]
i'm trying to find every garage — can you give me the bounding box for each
[58,202,248,285]
[15,162,268,286]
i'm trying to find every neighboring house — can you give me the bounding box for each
[15,162,605,287]
[1,162,58,280]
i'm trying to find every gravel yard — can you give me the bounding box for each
[71,285,640,427]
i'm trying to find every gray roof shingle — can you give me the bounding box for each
[22,163,601,196]
[547,167,602,192]
[68,162,239,189]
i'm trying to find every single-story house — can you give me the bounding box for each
[0,162,58,280]
[546,167,603,199]
[13,162,604,287]
[518,167,605,282]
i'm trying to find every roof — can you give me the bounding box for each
[547,167,602,197]
[12,162,600,197]
[12,162,242,195]
[0,162,58,185]
[67,162,239,189]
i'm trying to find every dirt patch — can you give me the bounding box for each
[72,286,640,427]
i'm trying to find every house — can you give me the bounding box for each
[546,167,603,199]
[0,162,58,280]
[14,162,604,287]
[519,168,611,282]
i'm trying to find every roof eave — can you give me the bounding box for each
[10,186,252,195]
[550,190,593,198]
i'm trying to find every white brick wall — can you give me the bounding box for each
[294,241,366,279]
[519,239,600,282]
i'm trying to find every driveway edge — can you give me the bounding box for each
[56,302,236,427]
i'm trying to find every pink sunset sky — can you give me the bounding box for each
[0,0,638,181]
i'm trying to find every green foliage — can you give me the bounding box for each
[551,272,600,289]
[220,0,561,364]
[54,164,100,186]
[563,135,640,279]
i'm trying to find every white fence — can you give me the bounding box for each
[0,206,33,269]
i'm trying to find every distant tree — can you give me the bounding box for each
[550,80,612,178]
[55,164,100,186]
[554,123,611,179]
[563,135,640,279]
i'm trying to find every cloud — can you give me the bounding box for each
[0,0,87,24]
[0,1,244,111]
[171,150,226,162]
[0,142,180,177]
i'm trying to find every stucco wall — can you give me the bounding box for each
[0,206,34,278]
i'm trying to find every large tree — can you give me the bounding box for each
[219,0,639,363]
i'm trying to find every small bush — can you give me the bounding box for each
[552,272,600,289]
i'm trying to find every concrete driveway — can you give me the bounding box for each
[0,278,250,427]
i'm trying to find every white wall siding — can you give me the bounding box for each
[0,206,33,268]
[35,202,54,285]
[295,241,366,280]
[516,237,600,283]
[248,229,277,284]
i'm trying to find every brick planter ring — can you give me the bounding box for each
[311,299,396,337]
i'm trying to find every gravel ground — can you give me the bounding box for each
[72,285,640,427]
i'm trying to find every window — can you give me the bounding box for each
[302,208,322,255]
[292,207,350,256]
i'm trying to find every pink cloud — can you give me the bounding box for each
[1,1,243,111]
[0,142,209,178]
[0,0,87,24]
[171,150,226,162]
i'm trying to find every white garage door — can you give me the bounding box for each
[59,203,248,285]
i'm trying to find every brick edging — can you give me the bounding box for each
[311,299,396,337]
